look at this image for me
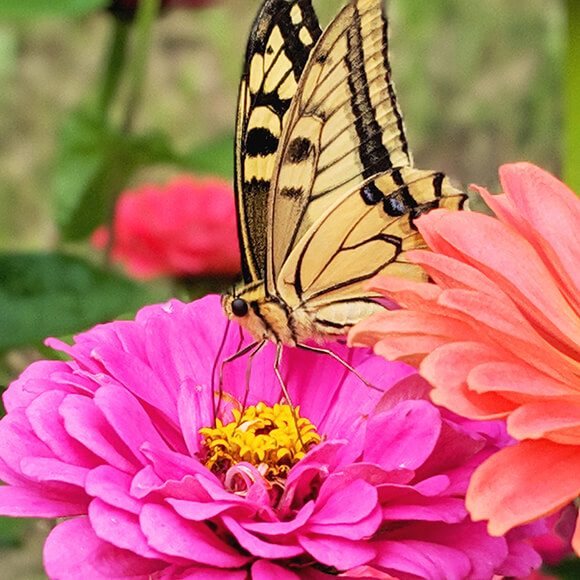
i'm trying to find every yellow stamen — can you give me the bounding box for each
[200,403,321,479]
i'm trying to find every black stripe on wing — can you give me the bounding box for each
[235,0,322,283]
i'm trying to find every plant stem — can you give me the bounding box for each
[96,18,130,120]
[122,0,162,132]
[564,0,580,193]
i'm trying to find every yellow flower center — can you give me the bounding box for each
[199,403,321,480]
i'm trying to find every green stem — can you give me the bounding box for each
[122,0,162,132]
[564,0,580,193]
[96,18,130,119]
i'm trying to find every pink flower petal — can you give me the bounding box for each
[60,395,139,472]
[44,518,166,579]
[141,504,251,567]
[222,514,304,559]
[89,498,164,559]
[298,534,376,569]
[85,465,142,514]
[363,401,441,470]
[0,485,86,517]
[251,560,301,580]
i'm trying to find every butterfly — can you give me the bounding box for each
[222,0,466,357]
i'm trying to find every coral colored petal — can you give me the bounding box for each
[497,163,580,298]
[351,310,475,345]
[417,208,580,352]
[403,248,504,297]
[423,342,516,419]
[507,402,580,444]
[372,336,450,366]
[366,275,442,302]
[468,362,573,400]
[467,440,580,535]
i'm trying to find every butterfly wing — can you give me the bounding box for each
[235,0,321,284]
[277,167,466,334]
[266,0,413,287]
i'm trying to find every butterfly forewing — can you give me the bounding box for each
[224,0,467,347]
[266,0,412,287]
[235,0,321,284]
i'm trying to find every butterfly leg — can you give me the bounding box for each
[273,343,307,450]
[296,343,382,393]
[240,339,268,414]
[217,338,261,423]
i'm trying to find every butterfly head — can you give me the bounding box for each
[222,284,297,345]
[222,283,271,342]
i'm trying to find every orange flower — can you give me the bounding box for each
[349,163,580,553]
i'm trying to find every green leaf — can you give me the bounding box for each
[0,0,108,18]
[0,517,32,548]
[53,111,181,241]
[0,252,162,351]
[184,134,234,179]
[53,111,127,241]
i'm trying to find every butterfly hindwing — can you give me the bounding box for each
[235,0,322,284]
[266,0,412,288]
[276,167,466,332]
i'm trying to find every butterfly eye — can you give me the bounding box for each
[232,298,249,317]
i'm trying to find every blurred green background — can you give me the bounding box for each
[0,0,570,577]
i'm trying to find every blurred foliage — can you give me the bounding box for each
[0,0,576,575]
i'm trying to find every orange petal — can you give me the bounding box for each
[373,335,449,364]
[479,163,580,316]
[468,362,575,400]
[404,249,503,297]
[507,402,580,444]
[466,439,580,535]
[366,276,442,306]
[438,289,579,385]
[350,310,475,345]
[416,208,580,352]
[423,342,516,419]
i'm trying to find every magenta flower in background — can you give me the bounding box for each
[92,175,240,279]
[0,296,542,579]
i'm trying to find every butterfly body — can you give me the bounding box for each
[223,0,467,347]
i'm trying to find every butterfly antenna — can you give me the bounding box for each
[296,343,382,393]
[212,318,234,423]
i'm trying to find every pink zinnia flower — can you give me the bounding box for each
[0,295,542,578]
[349,162,580,556]
[92,175,240,279]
